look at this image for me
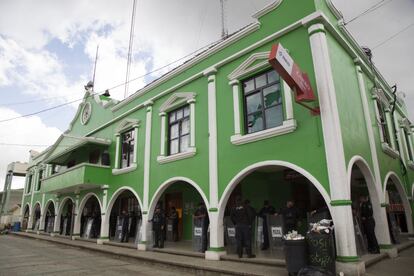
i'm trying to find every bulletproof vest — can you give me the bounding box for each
[360,201,374,218]
[232,206,250,225]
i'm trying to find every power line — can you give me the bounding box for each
[345,0,393,25]
[373,22,414,49]
[0,36,225,124]
[0,142,50,147]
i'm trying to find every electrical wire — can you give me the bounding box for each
[0,142,50,147]
[0,36,225,124]
[345,0,393,25]
[373,22,414,49]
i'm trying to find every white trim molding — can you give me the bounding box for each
[157,147,196,164]
[112,163,137,175]
[252,0,283,19]
[227,51,296,145]
[231,119,296,145]
[143,101,153,211]
[159,92,196,113]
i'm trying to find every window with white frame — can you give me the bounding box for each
[157,92,196,164]
[242,70,283,134]
[375,98,392,145]
[403,128,413,162]
[120,129,135,168]
[26,174,33,194]
[168,105,190,155]
[36,169,43,191]
[228,51,296,146]
[113,119,140,174]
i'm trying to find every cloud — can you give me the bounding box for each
[0,107,62,191]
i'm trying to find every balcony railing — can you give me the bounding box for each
[41,163,110,194]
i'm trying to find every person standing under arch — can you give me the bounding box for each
[359,195,380,254]
[230,197,255,258]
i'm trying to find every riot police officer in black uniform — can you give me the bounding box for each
[359,195,380,254]
[151,206,165,248]
[275,200,300,233]
[259,200,276,250]
[230,198,255,258]
[120,210,129,242]
[168,206,179,242]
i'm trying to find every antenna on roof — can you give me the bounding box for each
[92,45,99,90]
[124,0,138,99]
[220,0,228,39]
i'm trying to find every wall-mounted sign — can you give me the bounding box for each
[268,43,315,102]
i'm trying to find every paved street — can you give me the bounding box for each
[365,246,414,276]
[0,235,193,276]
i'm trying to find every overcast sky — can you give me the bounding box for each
[0,0,413,191]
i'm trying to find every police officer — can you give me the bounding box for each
[275,200,300,233]
[168,206,179,242]
[151,206,165,248]
[259,200,275,250]
[230,198,255,258]
[359,195,380,254]
[194,202,209,252]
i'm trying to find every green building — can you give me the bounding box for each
[21,1,414,274]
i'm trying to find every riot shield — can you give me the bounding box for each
[224,216,237,254]
[62,217,68,235]
[267,214,284,256]
[114,216,125,242]
[46,216,54,233]
[192,217,207,252]
[353,215,368,256]
[166,218,174,241]
[83,218,95,239]
[134,219,142,245]
[34,219,40,231]
[255,216,264,251]
[387,212,401,244]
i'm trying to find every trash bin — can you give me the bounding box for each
[306,232,336,275]
[284,238,307,275]
[12,222,21,232]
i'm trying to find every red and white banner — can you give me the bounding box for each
[268,43,315,102]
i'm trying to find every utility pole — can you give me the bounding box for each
[124,0,138,99]
[220,0,228,39]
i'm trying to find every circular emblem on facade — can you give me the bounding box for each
[81,102,92,125]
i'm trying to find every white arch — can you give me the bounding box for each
[23,203,31,217]
[148,176,210,219]
[218,160,332,222]
[347,155,391,245]
[102,186,144,238]
[56,196,75,234]
[32,201,42,230]
[41,199,56,231]
[75,192,102,233]
[383,171,413,234]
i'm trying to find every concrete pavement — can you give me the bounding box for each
[365,246,414,276]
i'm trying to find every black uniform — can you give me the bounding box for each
[278,206,300,233]
[120,213,129,242]
[169,209,179,242]
[230,204,255,258]
[152,211,165,248]
[194,205,209,252]
[259,205,275,249]
[360,200,380,253]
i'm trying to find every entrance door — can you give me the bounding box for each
[165,192,183,240]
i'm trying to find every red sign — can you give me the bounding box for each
[268,43,315,102]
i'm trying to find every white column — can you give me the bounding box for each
[39,193,46,231]
[159,112,167,156]
[138,213,149,251]
[133,124,139,164]
[188,99,196,147]
[283,81,294,120]
[355,64,392,246]
[205,69,219,209]
[114,134,121,169]
[308,24,358,260]
[205,212,226,260]
[73,194,81,238]
[98,186,109,243]
[143,101,153,211]
[230,80,241,135]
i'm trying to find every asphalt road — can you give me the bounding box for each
[0,235,193,276]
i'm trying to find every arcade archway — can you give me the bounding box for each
[57,198,74,236]
[79,194,101,239]
[148,178,209,252]
[43,201,55,233]
[107,189,142,244]
[32,203,41,231]
[218,162,332,259]
[22,204,30,230]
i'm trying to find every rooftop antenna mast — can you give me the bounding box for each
[124,0,138,99]
[92,45,99,90]
[220,0,228,39]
